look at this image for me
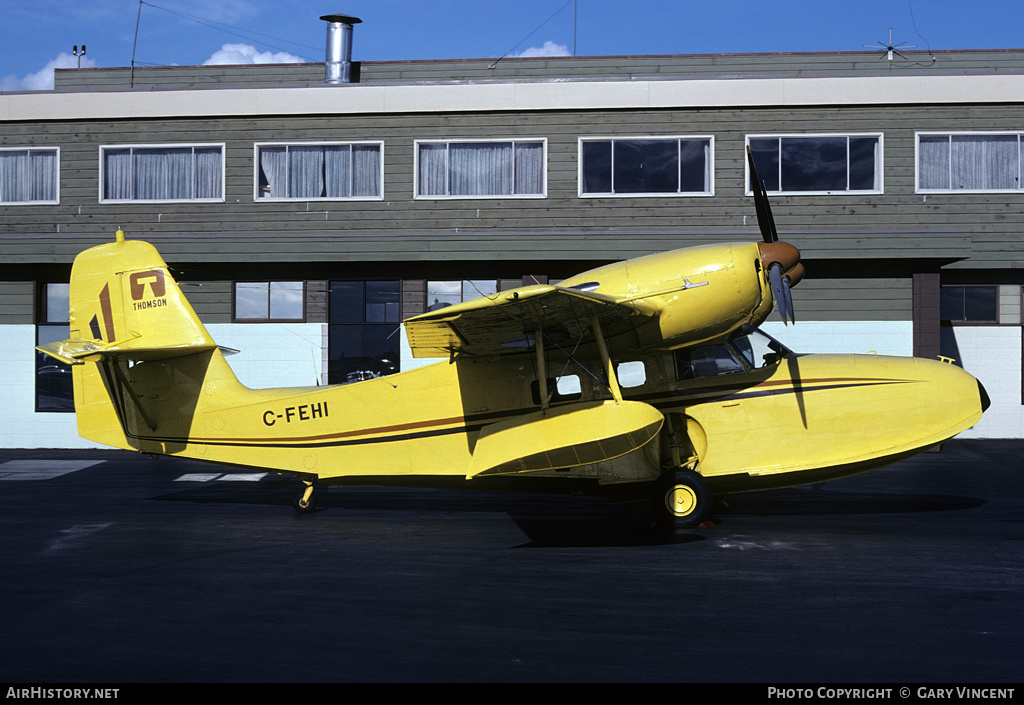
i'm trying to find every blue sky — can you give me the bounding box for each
[3,0,1024,90]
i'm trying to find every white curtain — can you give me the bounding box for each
[261,144,380,199]
[194,148,222,199]
[259,147,287,198]
[451,142,512,195]
[918,136,950,190]
[419,141,542,196]
[0,149,57,202]
[104,147,221,200]
[288,146,324,199]
[920,135,1021,190]
[353,145,381,197]
[951,135,1018,190]
[324,145,351,198]
[418,143,447,196]
[514,142,543,195]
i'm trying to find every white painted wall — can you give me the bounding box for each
[3,322,326,449]
[207,323,324,389]
[945,326,1022,439]
[761,320,913,357]
[1,325,97,449]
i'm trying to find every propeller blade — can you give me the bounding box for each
[768,263,793,325]
[746,145,779,244]
[782,275,795,325]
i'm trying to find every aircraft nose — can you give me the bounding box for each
[978,380,991,413]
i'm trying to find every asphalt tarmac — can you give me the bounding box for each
[0,440,1021,684]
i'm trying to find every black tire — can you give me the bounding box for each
[293,487,317,514]
[651,468,713,529]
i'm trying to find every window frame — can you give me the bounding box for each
[940,284,999,325]
[328,280,402,385]
[578,135,715,197]
[915,131,1024,194]
[426,279,500,311]
[99,143,226,204]
[0,147,59,205]
[35,282,74,413]
[745,133,884,196]
[232,281,307,323]
[253,141,384,202]
[413,138,547,200]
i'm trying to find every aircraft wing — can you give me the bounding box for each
[404,284,659,359]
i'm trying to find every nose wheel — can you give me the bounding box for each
[652,468,713,529]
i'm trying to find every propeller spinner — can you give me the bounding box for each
[747,146,803,325]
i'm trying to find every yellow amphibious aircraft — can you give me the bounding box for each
[38,150,989,528]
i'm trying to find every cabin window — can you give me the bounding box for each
[917,133,1023,192]
[940,285,998,323]
[36,283,74,412]
[676,345,746,380]
[676,327,790,381]
[328,280,401,384]
[579,137,712,196]
[616,361,647,388]
[233,282,305,322]
[531,375,583,405]
[0,148,58,204]
[746,135,882,194]
[255,142,382,200]
[100,144,223,202]
[415,139,545,198]
[426,280,499,310]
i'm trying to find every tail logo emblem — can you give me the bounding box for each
[130,270,166,300]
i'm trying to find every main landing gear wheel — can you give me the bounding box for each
[293,482,317,514]
[652,468,713,529]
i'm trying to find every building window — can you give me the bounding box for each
[36,283,74,412]
[747,135,882,194]
[580,137,712,196]
[940,285,998,323]
[100,145,224,202]
[917,133,1023,192]
[328,281,401,384]
[233,282,305,322]
[0,148,58,204]
[415,139,545,198]
[426,280,498,311]
[255,142,382,200]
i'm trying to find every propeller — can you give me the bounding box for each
[746,145,801,325]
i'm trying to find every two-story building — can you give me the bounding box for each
[2,22,1022,447]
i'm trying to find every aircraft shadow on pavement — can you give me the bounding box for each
[153,482,986,547]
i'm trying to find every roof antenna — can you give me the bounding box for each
[866,28,915,63]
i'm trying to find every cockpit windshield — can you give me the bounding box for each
[676,325,792,381]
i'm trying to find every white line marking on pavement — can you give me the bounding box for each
[0,459,105,481]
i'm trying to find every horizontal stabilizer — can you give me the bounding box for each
[467,400,664,478]
[36,334,217,365]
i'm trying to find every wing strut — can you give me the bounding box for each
[591,315,622,405]
[536,327,550,411]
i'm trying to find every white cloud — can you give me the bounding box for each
[203,43,305,66]
[1,52,97,91]
[515,41,571,58]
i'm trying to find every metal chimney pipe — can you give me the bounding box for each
[321,14,361,84]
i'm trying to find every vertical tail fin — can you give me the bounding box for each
[37,230,243,452]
